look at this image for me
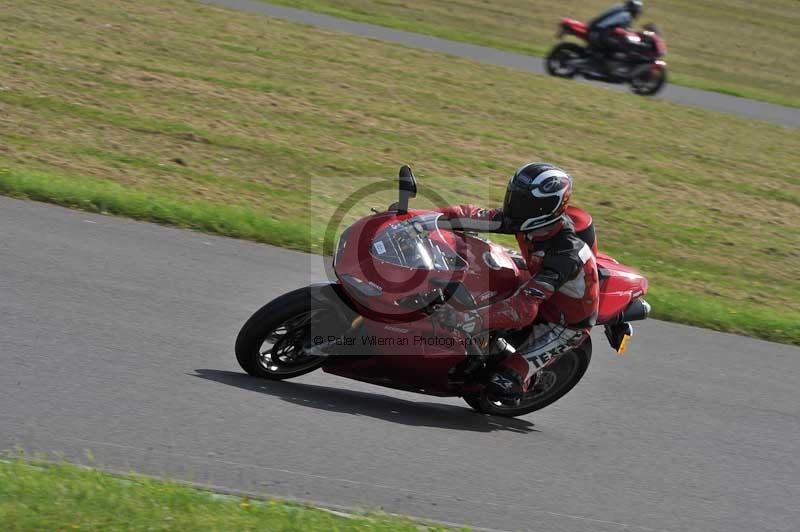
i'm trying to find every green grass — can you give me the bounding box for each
[264,0,800,108]
[1,0,798,345]
[0,458,460,531]
[0,167,318,251]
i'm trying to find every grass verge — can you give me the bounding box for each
[264,0,800,108]
[0,457,461,531]
[1,0,798,345]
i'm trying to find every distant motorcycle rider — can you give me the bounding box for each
[435,163,600,404]
[588,0,645,61]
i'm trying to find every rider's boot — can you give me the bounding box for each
[486,342,532,405]
[486,355,531,405]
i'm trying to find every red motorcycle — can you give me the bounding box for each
[546,18,668,96]
[236,167,650,418]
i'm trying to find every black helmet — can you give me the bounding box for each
[625,0,643,18]
[502,163,573,232]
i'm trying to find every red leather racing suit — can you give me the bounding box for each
[437,205,600,382]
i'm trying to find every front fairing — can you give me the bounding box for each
[333,209,525,320]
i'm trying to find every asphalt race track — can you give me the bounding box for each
[2,196,799,531]
[200,0,800,129]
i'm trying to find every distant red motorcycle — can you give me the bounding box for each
[546,18,668,96]
[236,167,650,418]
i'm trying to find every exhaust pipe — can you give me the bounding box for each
[612,298,651,324]
[604,298,650,353]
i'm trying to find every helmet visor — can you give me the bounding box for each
[504,186,561,230]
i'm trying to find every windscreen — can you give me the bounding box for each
[370,213,467,271]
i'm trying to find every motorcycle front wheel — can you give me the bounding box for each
[235,287,333,380]
[463,337,592,418]
[631,67,667,96]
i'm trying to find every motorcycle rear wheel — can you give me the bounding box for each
[235,287,330,380]
[463,337,592,418]
[545,42,586,79]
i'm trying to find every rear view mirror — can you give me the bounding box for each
[396,165,417,214]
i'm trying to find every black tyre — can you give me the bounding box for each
[545,43,586,79]
[463,337,592,418]
[631,67,667,96]
[235,287,333,380]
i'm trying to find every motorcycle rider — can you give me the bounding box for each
[435,163,599,404]
[587,0,645,66]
